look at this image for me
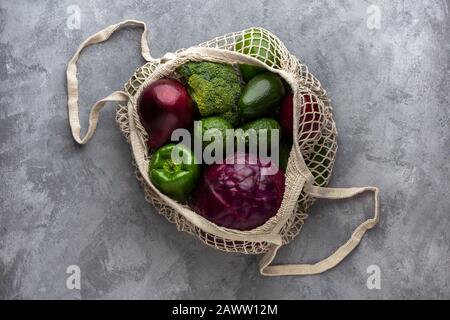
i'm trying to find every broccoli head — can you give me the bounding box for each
[177,62,241,117]
[220,109,240,127]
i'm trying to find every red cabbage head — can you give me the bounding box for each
[192,153,285,231]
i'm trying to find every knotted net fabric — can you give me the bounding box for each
[67,20,379,276]
[115,27,338,254]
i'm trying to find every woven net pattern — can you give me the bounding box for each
[116,27,337,254]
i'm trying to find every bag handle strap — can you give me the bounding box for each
[67,20,154,144]
[260,184,379,276]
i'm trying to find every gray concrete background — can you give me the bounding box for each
[0,0,449,299]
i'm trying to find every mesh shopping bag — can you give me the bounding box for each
[67,20,379,276]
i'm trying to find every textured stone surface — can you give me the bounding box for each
[0,0,449,299]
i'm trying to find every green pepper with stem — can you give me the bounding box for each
[149,143,201,201]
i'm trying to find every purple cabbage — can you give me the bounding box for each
[191,153,285,231]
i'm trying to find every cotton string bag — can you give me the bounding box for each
[67,20,380,276]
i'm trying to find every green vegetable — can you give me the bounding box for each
[220,109,240,127]
[279,140,292,172]
[149,143,200,201]
[240,118,281,151]
[177,62,241,117]
[194,116,233,151]
[239,64,266,82]
[234,29,281,67]
[305,138,332,186]
[238,72,285,119]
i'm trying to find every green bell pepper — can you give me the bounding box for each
[149,143,200,201]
